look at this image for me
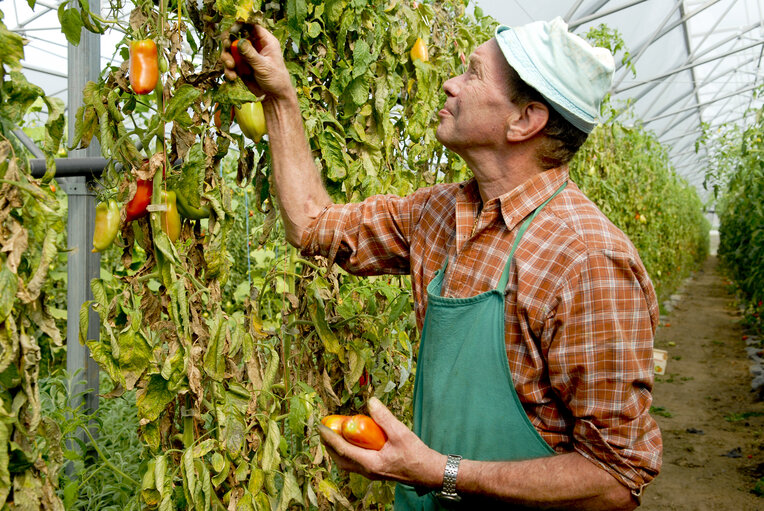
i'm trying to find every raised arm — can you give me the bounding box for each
[221,25,332,248]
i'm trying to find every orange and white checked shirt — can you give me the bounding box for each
[301,165,662,495]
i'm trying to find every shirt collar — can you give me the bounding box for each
[457,166,570,231]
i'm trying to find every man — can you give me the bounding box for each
[223,16,661,510]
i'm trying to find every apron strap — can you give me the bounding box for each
[497,181,567,292]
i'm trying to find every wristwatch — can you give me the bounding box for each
[436,454,462,502]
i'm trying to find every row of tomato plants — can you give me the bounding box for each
[702,103,764,335]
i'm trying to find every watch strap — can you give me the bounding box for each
[437,454,462,502]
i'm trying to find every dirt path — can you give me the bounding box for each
[640,256,764,510]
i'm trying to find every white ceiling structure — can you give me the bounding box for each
[5,0,764,196]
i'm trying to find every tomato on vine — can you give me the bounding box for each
[92,200,121,252]
[235,101,267,142]
[411,37,429,62]
[125,178,153,222]
[129,39,159,95]
[159,190,181,242]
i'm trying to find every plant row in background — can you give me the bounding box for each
[1,1,711,510]
[571,122,710,306]
[702,101,764,335]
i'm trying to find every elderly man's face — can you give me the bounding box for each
[436,39,518,153]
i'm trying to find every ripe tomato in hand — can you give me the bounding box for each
[341,414,387,451]
[230,39,253,78]
[321,415,349,436]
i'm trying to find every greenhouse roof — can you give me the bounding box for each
[6,0,764,195]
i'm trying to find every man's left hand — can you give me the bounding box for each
[318,397,447,489]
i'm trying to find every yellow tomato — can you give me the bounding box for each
[411,37,429,62]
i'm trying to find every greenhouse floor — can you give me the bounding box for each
[641,256,764,510]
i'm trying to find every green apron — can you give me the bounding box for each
[394,182,566,510]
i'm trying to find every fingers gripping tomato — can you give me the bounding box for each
[230,39,253,79]
[130,39,159,95]
[159,190,181,242]
[341,415,387,451]
[411,37,429,62]
[235,101,267,142]
[321,415,349,436]
[125,178,153,222]
[92,200,121,252]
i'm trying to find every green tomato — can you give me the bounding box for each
[235,101,267,142]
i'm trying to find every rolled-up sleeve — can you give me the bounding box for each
[546,249,662,496]
[300,187,434,276]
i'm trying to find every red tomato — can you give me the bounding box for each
[321,415,349,436]
[125,178,153,222]
[230,39,252,78]
[341,415,387,450]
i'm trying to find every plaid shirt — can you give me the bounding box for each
[301,165,662,495]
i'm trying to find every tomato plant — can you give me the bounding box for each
[0,11,66,509]
[701,105,764,334]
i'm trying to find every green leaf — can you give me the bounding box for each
[308,300,344,362]
[58,6,83,46]
[318,128,348,182]
[116,331,152,390]
[287,395,308,437]
[212,80,259,106]
[0,20,26,72]
[202,313,226,381]
[351,39,374,79]
[260,420,281,472]
[136,374,176,422]
[0,71,45,123]
[0,264,17,324]
[164,84,201,126]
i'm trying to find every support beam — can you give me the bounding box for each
[63,0,101,457]
[569,0,650,31]
[610,0,685,89]
[643,83,760,124]
[614,14,758,117]
[614,38,763,93]
[564,0,587,22]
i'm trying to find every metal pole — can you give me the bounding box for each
[614,38,763,93]
[610,0,685,90]
[62,0,101,450]
[643,83,761,124]
[569,0,650,31]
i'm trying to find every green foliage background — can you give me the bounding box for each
[703,102,764,334]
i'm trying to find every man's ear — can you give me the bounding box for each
[506,101,549,142]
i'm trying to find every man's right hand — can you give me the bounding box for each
[221,25,294,102]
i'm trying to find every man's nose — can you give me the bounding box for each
[443,76,458,97]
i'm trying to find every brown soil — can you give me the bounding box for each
[640,256,764,510]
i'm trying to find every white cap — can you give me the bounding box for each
[495,17,615,133]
